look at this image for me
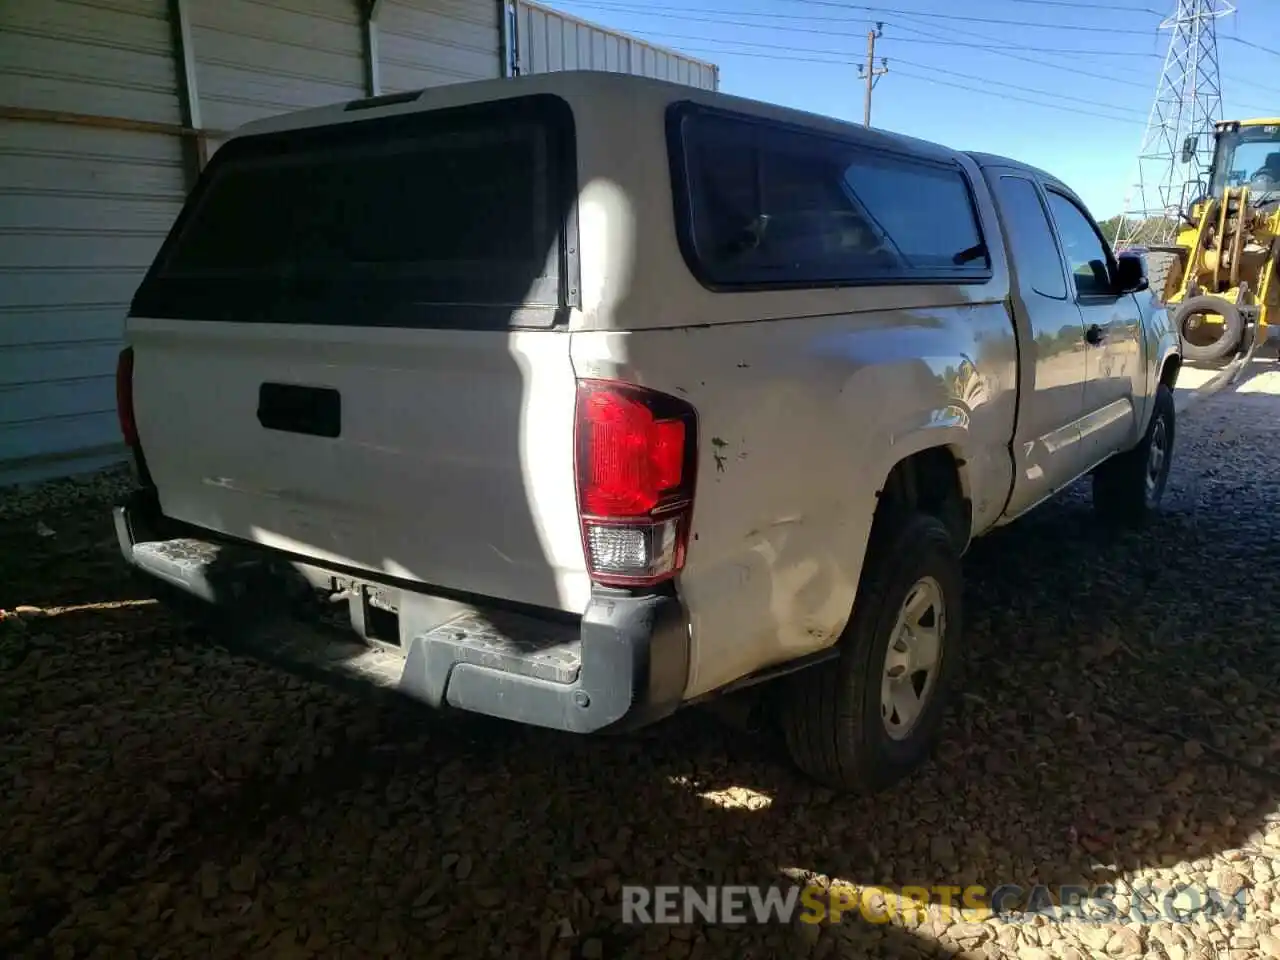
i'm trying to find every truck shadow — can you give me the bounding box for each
[3,389,1279,958]
[634,387,1280,951]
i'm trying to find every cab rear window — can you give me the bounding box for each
[131,95,578,329]
[666,102,991,290]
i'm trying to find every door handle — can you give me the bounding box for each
[1085,324,1105,346]
[258,383,342,438]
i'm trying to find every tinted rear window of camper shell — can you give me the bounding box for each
[131,95,578,329]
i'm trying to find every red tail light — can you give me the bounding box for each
[116,346,138,447]
[574,380,698,587]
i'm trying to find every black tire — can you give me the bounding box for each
[779,513,962,793]
[1174,295,1244,363]
[1144,249,1181,304]
[1092,382,1175,527]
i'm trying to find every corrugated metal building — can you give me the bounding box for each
[0,0,717,486]
[514,1,718,90]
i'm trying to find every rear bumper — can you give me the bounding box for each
[113,490,690,733]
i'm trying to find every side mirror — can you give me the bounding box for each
[1181,134,1198,165]
[1115,252,1149,294]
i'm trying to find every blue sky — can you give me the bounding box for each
[539,0,1280,219]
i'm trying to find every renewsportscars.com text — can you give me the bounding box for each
[621,884,1247,926]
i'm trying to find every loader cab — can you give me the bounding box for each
[1207,119,1280,204]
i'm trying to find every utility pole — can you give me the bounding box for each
[858,22,889,128]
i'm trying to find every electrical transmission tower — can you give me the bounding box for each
[1115,0,1233,250]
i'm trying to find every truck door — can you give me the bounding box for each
[988,172,1092,518]
[1042,189,1144,464]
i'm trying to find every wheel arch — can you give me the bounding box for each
[873,444,972,555]
[1159,352,1182,391]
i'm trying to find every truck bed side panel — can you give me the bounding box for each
[570,298,1018,699]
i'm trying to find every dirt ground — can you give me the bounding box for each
[2,369,1280,960]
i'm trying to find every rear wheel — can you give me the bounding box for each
[1092,383,1176,526]
[779,512,962,792]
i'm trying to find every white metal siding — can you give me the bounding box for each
[0,0,717,484]
[380,0,502,93]
[516,1,717,90]
[190,0,366,158]
[0,0,182,122]
[0,0,186,483]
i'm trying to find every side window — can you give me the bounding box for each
[675,108,990,287]
[991,175,1067,300]
[1045,191,1114,298]
[841,155,988,273]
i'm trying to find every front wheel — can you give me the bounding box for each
[779,512,962,793]
[1092,383,1176,526]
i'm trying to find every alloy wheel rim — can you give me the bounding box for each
[1147,417,1168,500]
[880,576,945,741]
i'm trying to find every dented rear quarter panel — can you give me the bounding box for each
[568,95,1022,697]
[570,294,1018,698]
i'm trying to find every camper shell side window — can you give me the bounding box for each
[665,102,992,292]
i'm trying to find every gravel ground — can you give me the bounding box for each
[3,375,1280,960]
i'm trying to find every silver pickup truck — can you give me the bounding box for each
[111,72,1182,792]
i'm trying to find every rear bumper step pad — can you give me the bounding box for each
[113,493,689,733]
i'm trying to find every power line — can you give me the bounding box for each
[551,2,1267,127]
[617,25,1162,59]
[885,16,1158,85]
[981,0,1162,10]
[881,34,1161,56]
[619,31,865,58]
[1223,73,1280,98]
[769,0,1163,16]
[673,45,854,66]
[888,10,1280,113]
[561,2,1278,114]
[554,0,1164,35]
[890,58,1148,118]
[1224,36,1280,59]
[889,68,1146,125]
[886,14,1280,117]
[1233,101,1278,116]
[1220,90,1280,117]
[551,0,1174,79]
[552,3,1164,52]
[621,35,1151,127]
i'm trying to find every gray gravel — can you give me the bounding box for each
[3,375,1280,960]
[0,464,135,523]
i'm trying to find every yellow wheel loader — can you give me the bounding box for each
[1145,118,1280,363]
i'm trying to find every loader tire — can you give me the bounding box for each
[1144,249,1181,304]
[1174,295,1244,363]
